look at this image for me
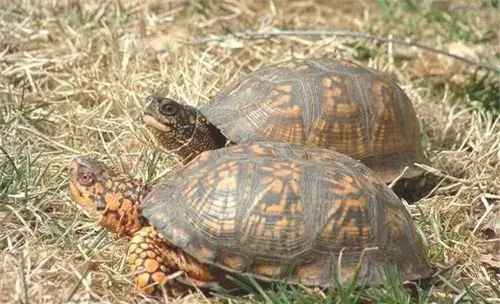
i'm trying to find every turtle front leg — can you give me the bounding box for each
[128,226,215,295]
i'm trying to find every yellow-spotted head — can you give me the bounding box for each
[68,157,149,237]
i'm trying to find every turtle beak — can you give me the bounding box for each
[144,95,162,114]
[143,114,170,132]
[143,95,172,132]
[68,157,83,182]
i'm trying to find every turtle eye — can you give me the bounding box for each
[78,171,95,186]
[160,103,178,116]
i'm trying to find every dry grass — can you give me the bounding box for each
[1,0,499,303]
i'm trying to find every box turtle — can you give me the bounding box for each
[68,142,432,295]
[143,58,430,186]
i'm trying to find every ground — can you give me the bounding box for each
[0,0,499,303]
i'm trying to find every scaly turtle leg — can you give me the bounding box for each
[128,226,216,294]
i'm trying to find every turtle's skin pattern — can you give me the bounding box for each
[68,142,432,295]
[143,97,228,162]
[144,58,430,184]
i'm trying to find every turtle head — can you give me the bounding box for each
[143,95,200,148]
[143,94,228,163]
[68,156,149,237]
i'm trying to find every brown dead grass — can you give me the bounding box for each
[1,0,499,303]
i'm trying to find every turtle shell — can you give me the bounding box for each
[200,58,430,183]
[141,142,432,286]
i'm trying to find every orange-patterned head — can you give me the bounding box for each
[68,157,149,237]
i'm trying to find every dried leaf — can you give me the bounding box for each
[482,213,500,239]
[447,42,480,63]
[479,253,500,269]
[218,37,245,49]
[480,213,500,269]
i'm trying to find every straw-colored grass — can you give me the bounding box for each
[1,1,499,303]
